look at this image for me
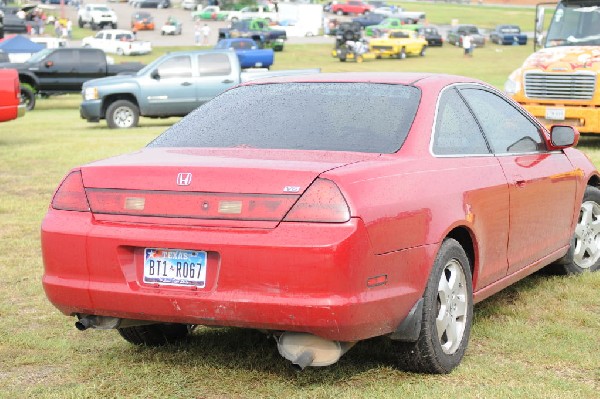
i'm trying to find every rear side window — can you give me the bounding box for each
[197,53,232,76]
[432,88,489,156]
[149,82,421,153]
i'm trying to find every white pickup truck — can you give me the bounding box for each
[82,29,152,56]
[227,5,278,23]
[77,4,118,30]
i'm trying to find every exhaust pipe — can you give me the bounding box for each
[75,315,157,331]
[277,332,356,370]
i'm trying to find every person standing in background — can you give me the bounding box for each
[462,33,473,57]
[201,23,210,46]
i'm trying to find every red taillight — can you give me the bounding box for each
[283,178,350,223]
[51,171,90,212]
[86,189,298,221]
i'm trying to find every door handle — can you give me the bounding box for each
[181,82,192,86]
[222,79,234,83]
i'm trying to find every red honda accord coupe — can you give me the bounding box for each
[42,73,600,374]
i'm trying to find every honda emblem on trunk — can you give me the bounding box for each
[177,173,192,186]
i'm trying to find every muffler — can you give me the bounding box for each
[276,332,356,370]
[75,315,156,331]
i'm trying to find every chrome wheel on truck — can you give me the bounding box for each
[106,100,139,129]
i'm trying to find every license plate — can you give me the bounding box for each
[545,108,565,120]
[144,248,207,287]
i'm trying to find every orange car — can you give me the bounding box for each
[131,12,155,31]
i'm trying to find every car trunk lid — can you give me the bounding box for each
[80,148,376,228]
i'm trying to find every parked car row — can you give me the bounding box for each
[446,24,528,47]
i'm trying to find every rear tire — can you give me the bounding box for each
[118,324,189,346]
[106,100,140,129]
[392,238,473,374]
[554,186,600,274]
[20,86,36,111]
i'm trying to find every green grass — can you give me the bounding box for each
[1,42,600,398]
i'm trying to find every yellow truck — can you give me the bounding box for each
[505,0,600,133]
[368,29,428,59]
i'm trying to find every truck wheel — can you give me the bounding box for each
[112,23,117,29]
[20,86,36,111]
[78,17,84,28]
[106,100,139,129]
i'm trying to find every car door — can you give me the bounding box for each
[139,54,197,116]
[76,49,107,87]
[195,52,238,104]
[35,49,78,91]
[431,86,510,290]
[460,87,579,274]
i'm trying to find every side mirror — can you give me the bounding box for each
[549,125,579,149]
[151,69,160,80]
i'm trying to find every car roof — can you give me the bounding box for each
[240,72,481,87]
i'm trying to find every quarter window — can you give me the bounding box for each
[460,88,544,154]
[432,88,490,155]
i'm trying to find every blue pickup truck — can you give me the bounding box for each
[80,49,318,128]
[214,38,274,69]
[489,25,528,45]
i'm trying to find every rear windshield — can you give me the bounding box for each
[149,82,421,153]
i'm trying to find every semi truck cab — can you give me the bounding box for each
[505,0,600,133]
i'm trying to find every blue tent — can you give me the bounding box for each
[0,35,45,53]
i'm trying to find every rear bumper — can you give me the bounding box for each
[41,209,433,341]
[521,103,600,134]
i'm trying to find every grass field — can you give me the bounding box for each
[1,41,600,399]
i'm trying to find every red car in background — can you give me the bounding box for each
[131,11,155,31]
[331,1,373,15]
[0,69,25,122]
[42,73,600,374]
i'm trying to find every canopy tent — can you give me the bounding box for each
[0,35,45,53]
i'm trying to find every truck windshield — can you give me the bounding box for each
[27,49,54,63]
[546,2,600,47]
[149,82,421,154]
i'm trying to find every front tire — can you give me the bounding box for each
[397,47,406,59]
[555,186,600,274]
[118,324,189,346]
[106,100,140,129]
[420,46,427,56]
[392,238,473,374]
[20,86,36,111]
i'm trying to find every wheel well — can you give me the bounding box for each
[588,175,600,188]
[19,75,37,91]
[446,227,475,276]
[102,94,139,118]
